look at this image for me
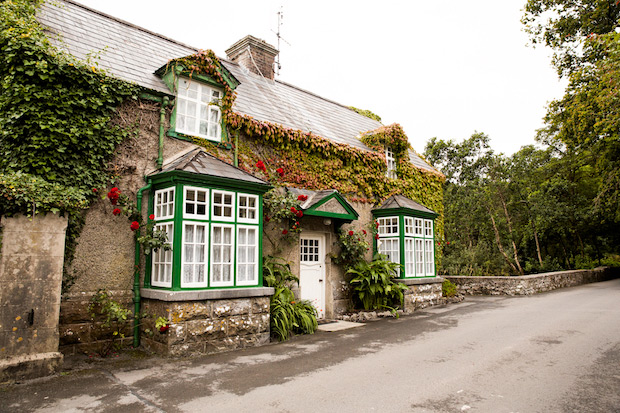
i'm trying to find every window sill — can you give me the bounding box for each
[399,277,444,285]
[141,286,275,301]
[167,130,232,149]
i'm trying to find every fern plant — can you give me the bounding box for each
[347,254,408,311]
[263,256,318,341]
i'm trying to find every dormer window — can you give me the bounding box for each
[386,148,397,179]
[176,77,222,141]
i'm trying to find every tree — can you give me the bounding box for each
[522,0,620,77]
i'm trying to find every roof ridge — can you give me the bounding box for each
[61,0,201,53]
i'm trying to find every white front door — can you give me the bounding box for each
[299,234,326,320]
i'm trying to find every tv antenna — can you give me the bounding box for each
[272,5,290,77]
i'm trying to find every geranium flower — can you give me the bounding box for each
[149,214,155,220]
[112,208,121,216]
[295,210,303,218]
[290,207,297,213]
[297,194,308,201]
[130,221,140,231]
[348,230,354,236]
[276,167,284,176]
[375,234,380,240]
[255,160,266,172]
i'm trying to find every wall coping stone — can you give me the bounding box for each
[400,277,444,286]
[141,287,275,301]
[445,267,610,281]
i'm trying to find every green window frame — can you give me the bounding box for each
[145,182,264,290]
[375,214,436,278]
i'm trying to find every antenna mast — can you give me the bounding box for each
[273,6,290,77]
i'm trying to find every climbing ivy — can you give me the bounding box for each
[0,0,138,215]
[173,50,445,253]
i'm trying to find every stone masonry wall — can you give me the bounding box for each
[141,296,270,356]
[445,267,619,296]
[402,278,446,312]
[0,214,67,381]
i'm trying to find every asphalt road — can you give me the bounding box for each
[3,278,620,412]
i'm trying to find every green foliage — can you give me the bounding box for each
[0,172,88,216]
[442,279,458,298]
[88,289,132,357]
[348,106,382,122]
[263,256,318,341]
[522,0,620,77]
[0,0,137,215]
[425,131,620,276]
[347,254,408,311]
[332,228,370,269]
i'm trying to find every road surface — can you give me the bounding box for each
[3,278,620,412]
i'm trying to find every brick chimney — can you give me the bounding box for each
[225,35,279,80]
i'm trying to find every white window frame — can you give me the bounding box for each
[300,238,321,263]
[210,223,235,287]
[175,77,222,141]
[211,190,235,222]
[425,239,435,276]
[236,225,259,286]
[404,217,415,236]
[183,186,210,220]
[424,219,434,238]
[237,194,259,224]
[415,238,425,276]
[385,147,397,179]
[414,218,424,236]
[181,222,209,288]
[378,237,400,275]
[378,216,399,237]
[404,238,415,276]
[151,222,174,287]
[154,188,175,220]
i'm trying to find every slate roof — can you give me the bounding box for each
[38,0,436,171]
[156,148,269,186]
[377,194,437,215]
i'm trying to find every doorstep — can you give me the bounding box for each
[317,320,365,332]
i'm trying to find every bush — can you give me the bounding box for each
[442,279,458,297]
[263,256,318,341]
[347,254,408,312]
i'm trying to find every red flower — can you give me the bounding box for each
[375,234,380,240]
[295,221,300,226]
[92,188,98,193]
[159,325,170,333]
[376,221,380,228]
[255,161,266,172]
[297,194,308,202]
[110,187,119,193]
[112,208,121,216]
[290,207,297,213]
[149,214,155,220]
[362,230,367,235]
[265,216,271,222]
[295,210,303,218]
[447,241,450,245]
[282,229,288,235]
[348,230,354,236]
[276,167,284,176]
[130,221,140,231]
[107,187,121,205]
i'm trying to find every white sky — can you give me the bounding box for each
[73,0,566,156]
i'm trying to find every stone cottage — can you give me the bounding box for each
[2,0,445,368]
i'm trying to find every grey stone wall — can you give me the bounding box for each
[0,214,67,381]
[445,267,619,296]
[402,278,446,312]
[141,296,271,356]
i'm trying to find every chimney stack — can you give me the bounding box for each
[225,35,279,80]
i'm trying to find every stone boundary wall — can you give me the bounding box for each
[445,267,619,296]
[402,277,446,311]
[141,296,271,356]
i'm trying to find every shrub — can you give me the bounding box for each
[332,228,370,270]
[263,256,318,341]
[442,279,458,297]
[347,254,408,312]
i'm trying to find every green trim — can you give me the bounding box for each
[304,192,359,222]
[372,207,438,220]
[166,129,232,149]
[139,89,173,102]
[144,181,268,292]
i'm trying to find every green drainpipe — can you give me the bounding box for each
[133,181,152,347]
[157,96,170,169]
[234,129,239,167]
